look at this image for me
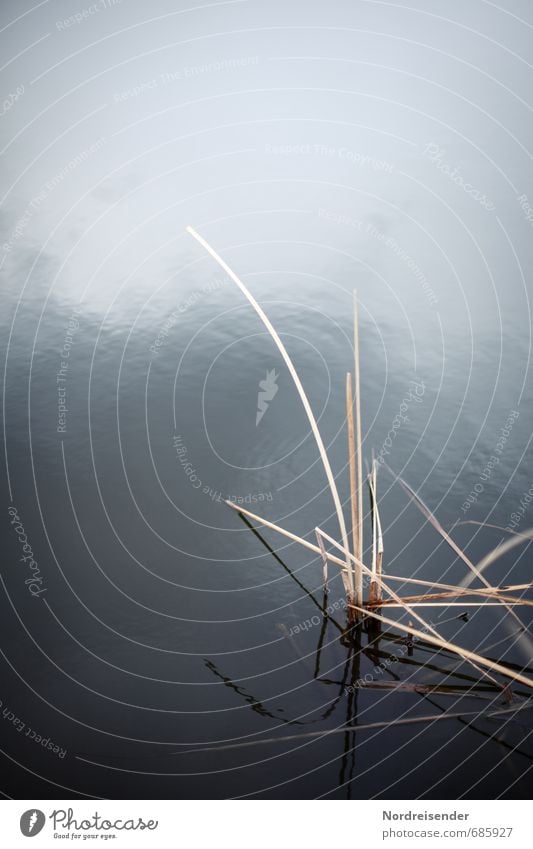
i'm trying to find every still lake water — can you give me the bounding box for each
[1,0,533,799]
[2,256,532,798]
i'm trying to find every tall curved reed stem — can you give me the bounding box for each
[186,225,353,591]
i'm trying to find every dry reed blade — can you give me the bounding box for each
[315,526,502,688]
[348,603,533,689]
[380,574,532,597]
[226,500,352,563]
[389,468,524,630]
[370,464,377,576]
[316,529,328,594]
[463,529,533,584]
[353,291,363,569]
[186,225,353,590]
[345,372,359,603]
[225,500,532,609]
[368,463,378,604]
[356,681,497,697]
[368,459,384,604]
[225,501,357,595]
[375,475,384,576]
[377,591,532,606]
[469,530,533,658]
[455,520,528,537]
[172,702,533,754]
[226,500,528,687]
[371,602,528,608]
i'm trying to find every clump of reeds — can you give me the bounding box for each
[186,225,533,696]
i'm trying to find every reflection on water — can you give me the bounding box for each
[1,261,533,798]
[2,0,533,800]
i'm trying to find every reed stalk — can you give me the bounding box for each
[225,500,532,607]
[186,236,533,719]
[316,529,331,596]
[225,500,532,689]
[381,577,533,597]
[369,462,377,602]
[376,590,533,606]
[315,526,502,688]
[345,372,359,604]
[186,225,353,592]
[353,291,363,568]
[467,529,533,581]
[348,604,533,689]
[171,703,532,755]
[391,470,525,630]
[371,602,528,608]
[368,460,384,604]
[468,530,533,658]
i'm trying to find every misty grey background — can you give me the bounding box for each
[1,0,532,799]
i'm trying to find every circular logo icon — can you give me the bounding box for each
[20,810,46,837]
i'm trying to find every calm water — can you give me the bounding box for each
[1,0,532,799]
[2,272,532,799]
